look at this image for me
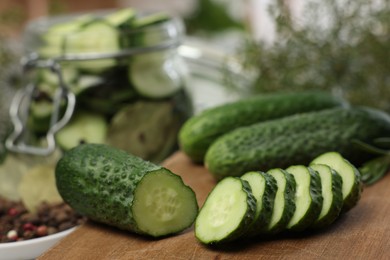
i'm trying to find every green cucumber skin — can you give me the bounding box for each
[55,143,196,237]
[286,166,323,232]
[195,178,257,244]
[264,169,296,235]
[310,165,344,229]
[205,106,390,179]
[244,172,278,237]
[179,91,345,163]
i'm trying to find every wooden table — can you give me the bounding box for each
[39,152,390,259]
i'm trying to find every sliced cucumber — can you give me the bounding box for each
[132,12,170,28]
[285,165,323,232]
[39,15,94,58]
[55,111,107,150]
[129,52,183,99]
[263,168,296,234]
[195,177,257,244]
[131,12,171,47]
[241,171,277,237]
[63,19,119,72]
[310,151,363,212]
[105,8,136,27]
[309,164,344,228]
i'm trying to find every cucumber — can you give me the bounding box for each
[309,164,343,228]
[241,171,277,237]
[55,143,198,237]
[180,91,346,163]
[129,52,184,99]
[285,165,323,232]
[39,15,94,58]
[195,177,257,244]
[63,19,119,72]
[263,168,296,234]
[310,152,363,212]
[55,111,108,150]
[105,8,136,27]
[205,106,390,179]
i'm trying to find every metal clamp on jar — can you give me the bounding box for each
[5,9,191,162]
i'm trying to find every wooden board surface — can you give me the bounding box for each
[39,152,390,260]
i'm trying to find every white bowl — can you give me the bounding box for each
[0,227,76,260]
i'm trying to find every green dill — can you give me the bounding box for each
[235,0,389,112]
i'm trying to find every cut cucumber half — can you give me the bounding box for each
[55,143,198,238]
[309,164,344,228]
[55,111,107,150]
[310,151,362,212]
[195,177,256,244]
[241,171,277,237]
[263,168,296,234]
[132,169,199,237]
[129,52,183,99]
[285,165,323,232]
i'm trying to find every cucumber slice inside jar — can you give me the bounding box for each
[129,52,184,99]
[55,111,107,150]
[285,165,323,232]
[195,177,256,244]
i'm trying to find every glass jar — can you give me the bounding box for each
[7,8,192,163]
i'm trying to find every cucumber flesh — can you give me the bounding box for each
[241,171,277,237]
[264,168,296,234]
[129,52,183,98]
[105,8,136,27]
[309,164,344,228]
[64,20,119,72]
[132,169,199,237]
[55,111,107,150]
[310,152,362,212]
[285,165,323,231]
[195,177,256,244]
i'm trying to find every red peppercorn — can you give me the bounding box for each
[7,208,18,217]
[36,225,48,237]
[23,223,36,231]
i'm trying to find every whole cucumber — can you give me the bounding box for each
[205,106,390,179]
[179,91,346,163]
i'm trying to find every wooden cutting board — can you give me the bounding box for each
[39,152,390,259]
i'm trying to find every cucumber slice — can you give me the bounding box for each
[55,111,107,150]
[195,177,257,244]
[263,168,296,234]
[132,12,170,28]
[105,8,136,27]
[241,171,277,237]
[285,165,323,232]
[129,52,183,98]
[311,151,363,212]
[39,15,94,58]
[55,143,198,237]
[309,164,344,228]
[64,20,119,72]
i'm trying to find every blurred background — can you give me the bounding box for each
[0,0,389,110]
